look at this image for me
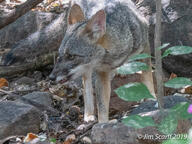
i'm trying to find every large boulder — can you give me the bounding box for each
[131,94,191,114]
[136,0,192,77]
[0,101,40,140]
[0,11,58,50]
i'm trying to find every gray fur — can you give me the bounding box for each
[50,0,149,79]
[49,0,153,122]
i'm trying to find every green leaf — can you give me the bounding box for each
[162,46,192,57]
[162,139,188,144]
[115,82,154,101]
[158,113,178,135]
[159,102,192,135]
[170,102,192,119]
[117,62,149,75]
[50,138,57,143]
[164,77,192,89]
[128,53,151,62]
[157,43,170,50]
[122,115,156,129]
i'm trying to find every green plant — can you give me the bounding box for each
[115,45,192,142]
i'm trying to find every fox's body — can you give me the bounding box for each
[50,0,155,123]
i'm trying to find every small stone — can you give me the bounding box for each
[81,136,92,144]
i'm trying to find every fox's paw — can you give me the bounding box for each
[84,115,95,122]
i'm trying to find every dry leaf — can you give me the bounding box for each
[63,134,76,144]
[23,133,38,143]
[0,78,8,88]
[169,73,177,80]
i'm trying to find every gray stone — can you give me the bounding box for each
[0,101,40,140]
[91,123,162,144]
[18,92,53,112]
[11,76,37,92]
[0,11,58,50]
[131,95,190,115]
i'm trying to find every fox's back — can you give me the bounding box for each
[72,0,149,68]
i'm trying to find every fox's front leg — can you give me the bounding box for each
[95,71,111,123]
[82,72,95,122]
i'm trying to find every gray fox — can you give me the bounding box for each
[49,0,155,123]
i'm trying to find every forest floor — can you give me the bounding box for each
[1,64,192,144]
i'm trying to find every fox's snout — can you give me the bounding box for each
[49,64,72,82]
[49,73,56,81]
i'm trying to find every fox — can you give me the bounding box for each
[49,0,155,123]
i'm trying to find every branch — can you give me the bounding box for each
[154,0,164,109]
[0,0,44,29]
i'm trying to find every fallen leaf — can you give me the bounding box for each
[169,73,177,80]
[0,78,8,88]
[23,133,38,143]
[63,134,76,144]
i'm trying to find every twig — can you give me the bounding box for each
[0,135,25,144]
[0,88,12,95]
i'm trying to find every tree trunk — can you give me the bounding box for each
[0,0,44,29]
[155,0,164,109]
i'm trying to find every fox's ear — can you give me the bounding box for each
[68,4,85,25]
[82,10,106,43]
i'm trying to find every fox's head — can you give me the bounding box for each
[49,4,106,82]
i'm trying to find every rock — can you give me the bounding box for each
[0,101,40,140]
[136,0,192,76]
[20,92,52,107]
[11,76,37,92]
[0,11,58,50]
[91,123,144,144]
[91,109,191,144]
[33,71,43,82]
[131,95,190,114]
[18,92,57,114]
[81,136,92,144]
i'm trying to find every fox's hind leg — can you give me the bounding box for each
[82,72,95,122]
[95,71,111,123]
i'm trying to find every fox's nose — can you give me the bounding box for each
[49,74,56,81]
